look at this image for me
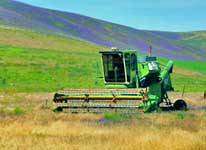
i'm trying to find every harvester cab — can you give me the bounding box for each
[53,48,187,113]
[100,48,161,89]
[100,49,138,88]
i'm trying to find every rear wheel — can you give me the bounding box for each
[173,99,187,111]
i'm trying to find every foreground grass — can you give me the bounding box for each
[0,92,206,150]
[0,109,206,150]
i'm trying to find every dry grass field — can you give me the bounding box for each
[0,92,206,150]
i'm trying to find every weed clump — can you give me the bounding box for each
[103,112,133,123]
[104,112,122,122]
[14,107,25,115]
[176,111,185,120]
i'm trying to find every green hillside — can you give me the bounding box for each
[0,26,105,92]
[0,26,205,92]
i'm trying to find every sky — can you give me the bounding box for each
[15,0,206,32]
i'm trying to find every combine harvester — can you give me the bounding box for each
[53,47,187,113]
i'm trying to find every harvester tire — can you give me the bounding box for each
[174,99,187,111]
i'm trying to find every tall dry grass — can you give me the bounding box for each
[0,92,206,150]
[0,111,206,150]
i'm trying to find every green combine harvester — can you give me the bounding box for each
[53,47,187,113]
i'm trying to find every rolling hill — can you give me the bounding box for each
[0,0,205,92]
[0,24,205,92]
[0,0,206,61]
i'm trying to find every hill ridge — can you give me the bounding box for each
[0,0,206,61]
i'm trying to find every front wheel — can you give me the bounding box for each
[173,99,187,111]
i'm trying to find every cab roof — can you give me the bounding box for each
[99,49,137,54]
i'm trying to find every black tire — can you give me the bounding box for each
[173,99,187,111]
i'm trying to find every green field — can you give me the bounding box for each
[0,44,106,92]
[0,26,105,92]
[0,26,205,92]
[158,57,206,92]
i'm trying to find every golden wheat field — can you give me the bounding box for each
[0,92,206,150]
